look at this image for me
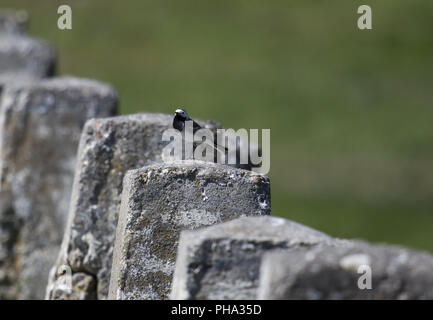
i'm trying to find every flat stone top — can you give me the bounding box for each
[4,76,116,95]
[85,112,221,129]
[90,113,173,125]
[267,239,433,265]
[0,33,56,77]
[129,159,267,179]
[0,73,36,85]
[0,32,53,52]
[179,216,336,245]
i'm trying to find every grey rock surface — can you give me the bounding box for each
[0,33,56,78]
[108,161,271,300]
[258,240,433,299]
[0,74,36,102]
[170,216,343,300]
[0,9,28,34]
[0,77,117,299]
[46,115,221,300]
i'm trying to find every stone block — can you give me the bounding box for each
[170,216,341,299]
[0,77,117,299]
[0,9,28,34]
[46,115,220,300]
[0,33,56,78]
[108,161,271,300]
[258,241,433,299]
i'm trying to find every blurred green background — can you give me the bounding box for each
[4,0,433,252]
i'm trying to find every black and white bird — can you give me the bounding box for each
[173,109,201,133]
[173,108,227,158]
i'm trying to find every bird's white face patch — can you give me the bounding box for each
[175,109,189,119]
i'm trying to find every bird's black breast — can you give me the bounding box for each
[173,116,185,131]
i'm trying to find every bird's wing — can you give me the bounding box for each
[192,120,202,133]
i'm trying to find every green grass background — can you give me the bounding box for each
[4,0,433,252]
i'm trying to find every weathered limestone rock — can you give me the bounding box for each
[0,33,56,78]
[258,240,433,299]
[46,115,221,300]
[0,77,118,299]
[170,216,344,300]
[0,74,35,97]
[108,161,271,300]
[0,11,51,101]
[0,9,28,34]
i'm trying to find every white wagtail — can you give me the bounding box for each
[173,108,227,158]
[173,108,201,133]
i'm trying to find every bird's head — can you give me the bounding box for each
[175,108,190,121]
